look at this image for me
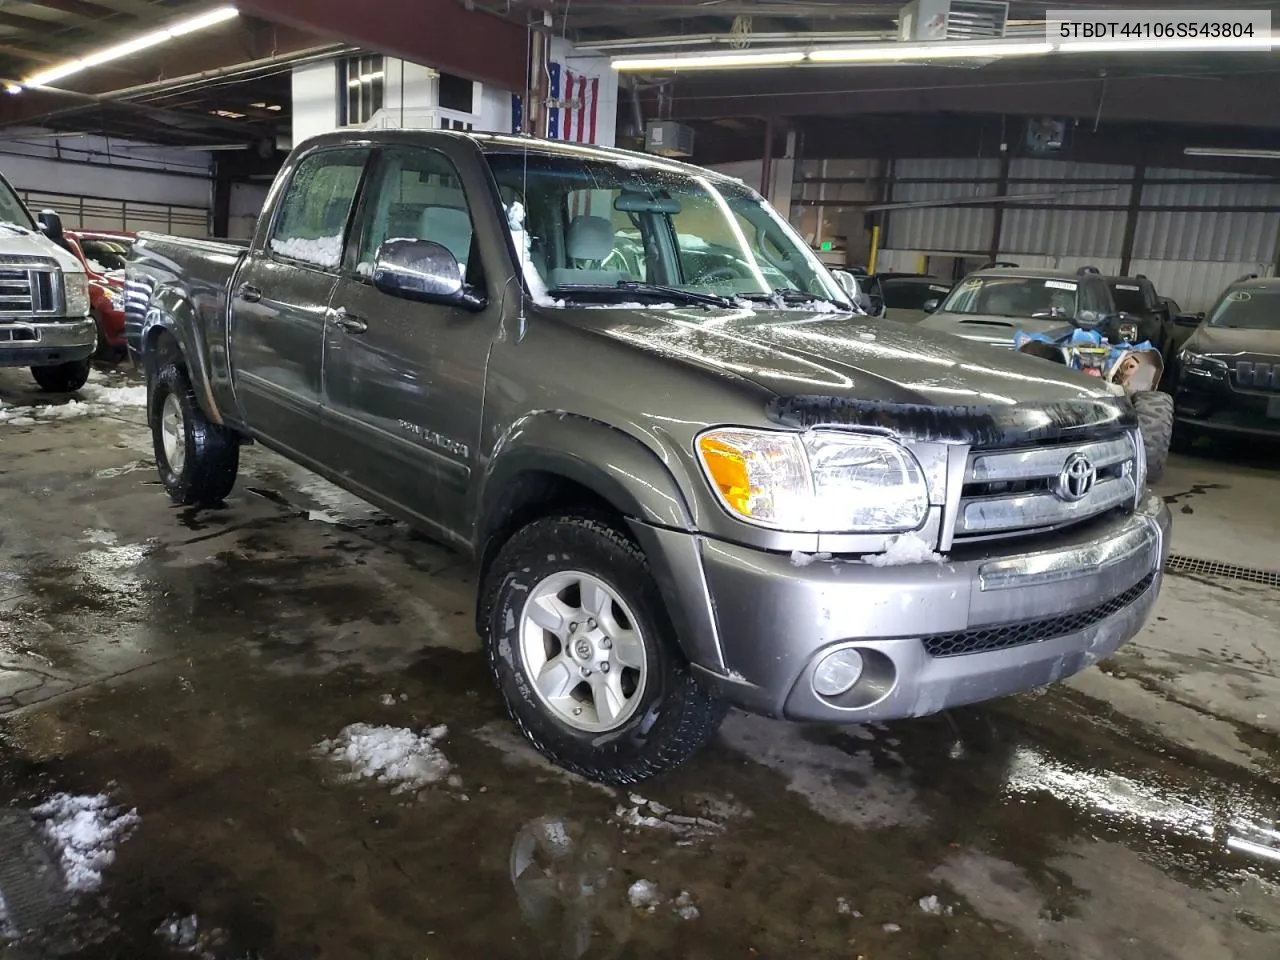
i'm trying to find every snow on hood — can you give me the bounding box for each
[555,304,1118,409]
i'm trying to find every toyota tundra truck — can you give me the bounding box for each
[125,131,1172,784]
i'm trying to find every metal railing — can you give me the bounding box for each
[16,188,209,238]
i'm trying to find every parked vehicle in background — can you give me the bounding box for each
[875,273,952,324]
[1173,275,1280,444]
[63,229,135,361]
[918,263,1174,477]
[126,131,1171,784]
[0,171,95,391]
[1104,273,1195,358]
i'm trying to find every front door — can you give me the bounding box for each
[228,146,369,462]
[322,144,502,544]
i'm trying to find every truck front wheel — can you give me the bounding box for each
[481,512,727,785]
[149,362,239,506]
[30,359,90,392]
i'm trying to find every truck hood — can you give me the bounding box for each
[1183,324,1280,359]
[0,228,84,273]
[915,310,1074,348]
[562,305,1113,408]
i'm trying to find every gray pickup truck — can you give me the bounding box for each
[126,131,1172,784]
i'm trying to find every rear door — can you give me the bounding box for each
[322,142,502,543]
[228,146,370,461]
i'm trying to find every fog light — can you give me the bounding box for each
[813,649,865,697]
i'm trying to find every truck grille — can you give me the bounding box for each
[1234,360,1280,392]
[953,435,1138,541]
[922,572,1156,658]
[0,259,58,317]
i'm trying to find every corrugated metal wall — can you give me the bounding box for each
[868,157,1279,311]
[887,158,1000,252]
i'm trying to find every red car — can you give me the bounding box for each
[63,230,135,360]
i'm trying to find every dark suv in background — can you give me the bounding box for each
[1174,275,1280,443]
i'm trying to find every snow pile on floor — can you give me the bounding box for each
[155,913,228,956]
[315,723,453,794]
[864,532,945,568]
[0,891,10,940]
[627,879,662,912]
[612,792,732,841]
[918,894,953,916]
[270,235,343,269]
[837,897,862,917]
[77,375,147,409]
[31,793,140,893]
[626,881,700,920]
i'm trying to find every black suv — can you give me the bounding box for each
[1174,276,1280,442]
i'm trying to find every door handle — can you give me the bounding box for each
[331,307,367,335]
[238,283,263,303]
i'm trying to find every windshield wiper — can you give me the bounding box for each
[0,221,31,236]
[742,288,851,310]
[550,281,734,309]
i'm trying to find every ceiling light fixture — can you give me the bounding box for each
[810,40,1053,62]
[1184,147,1280,159]
[612,33,1278,71]
[18,5,239,90]
[611,50,806,71]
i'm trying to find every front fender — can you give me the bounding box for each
[475,413,728,673]
[478,412,694,533]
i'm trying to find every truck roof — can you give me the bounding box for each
[292,129,749,189]
[969,266,1098,282]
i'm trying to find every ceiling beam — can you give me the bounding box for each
[237,0,528,91]
[21,0,129,19]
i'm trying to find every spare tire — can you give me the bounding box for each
[1133,390,1174,483]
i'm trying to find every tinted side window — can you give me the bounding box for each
[1109,283,1148,315]
[270,149,368,271]
[883,279,950,310]
[356,147,475,279]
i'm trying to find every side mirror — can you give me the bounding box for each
[37,209,64,245]
[831,269,859,300]
[922,298,940,314]
[1174,312,1204,328]
[371,238,485,310]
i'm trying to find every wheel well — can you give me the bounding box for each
[475,471,626,627]
[144,327,183,380]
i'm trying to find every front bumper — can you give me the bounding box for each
[0,318,95,367]
[664,494,1171,723]
[1175,377,1280,438]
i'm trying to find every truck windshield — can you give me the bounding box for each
[0,179,34,231]
[1209,288,1280,330]
[485,151,846,307]
[941,275,1079,320]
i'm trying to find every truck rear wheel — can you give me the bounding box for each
[150,362,240,506]
[480,512,726,785]
[30,359,90,392]
[1133,390,1173,482]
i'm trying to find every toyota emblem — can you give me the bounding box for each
[1057,453,1097,502]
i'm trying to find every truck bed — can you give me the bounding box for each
[125,231,249,424]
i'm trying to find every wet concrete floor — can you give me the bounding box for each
[1,367,1279,959]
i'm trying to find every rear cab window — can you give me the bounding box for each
[267,148,369,272]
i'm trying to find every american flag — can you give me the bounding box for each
[512,62,601,144]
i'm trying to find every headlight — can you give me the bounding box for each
[696,428,928,533]
[1117,322,1139,344]
[1178,350,1226,379]
[108,290,124,313]
[64,272,90,317]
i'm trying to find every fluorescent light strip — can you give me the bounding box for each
[20,5,239,89]
[611,50,806,71]
[810,40,1053,62]
[612,34,1278,71]
[1185,147,1280,160]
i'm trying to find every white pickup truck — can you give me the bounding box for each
[0,171,95,392]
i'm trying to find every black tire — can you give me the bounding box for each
[481,512,727,785]
[149,362,240,506]
[30,359,90,392]
[1133,390,1173,482]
